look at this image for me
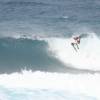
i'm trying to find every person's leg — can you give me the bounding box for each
[76,43,79,49]
[71,43,77,51]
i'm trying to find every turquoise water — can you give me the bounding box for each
[0,87,96,100]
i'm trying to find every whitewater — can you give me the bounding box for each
[0,71,100,100]
[47,33,100,71]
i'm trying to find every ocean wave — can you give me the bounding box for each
[0,33,100,73]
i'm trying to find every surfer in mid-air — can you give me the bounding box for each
[71,35,80,52]
[70,33,89,52]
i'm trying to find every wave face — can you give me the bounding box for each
[0,37,68,74]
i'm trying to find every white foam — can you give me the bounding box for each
[0,71,100,99]
[47,33,100,70]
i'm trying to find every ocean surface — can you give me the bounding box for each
[0,0,100,100]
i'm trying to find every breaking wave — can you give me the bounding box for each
[47,33,100,71]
